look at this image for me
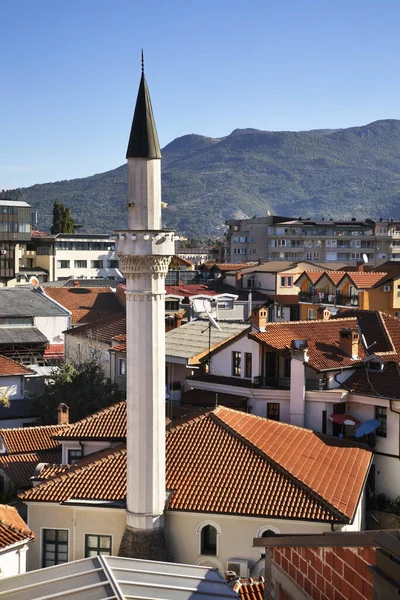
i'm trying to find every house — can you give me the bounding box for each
[0,504,34,579]
[20,405,371,572]
[0,287,70,365]
[43,284,123,326]
[185,310,400,499]
[0,554,238,599]
[0,356,37,428]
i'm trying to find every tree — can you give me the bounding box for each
[34,354,123,424]
[50,201,77,234]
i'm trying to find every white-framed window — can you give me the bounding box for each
[118,358,126,376]
[84,534,112,557]
[42,528,69,567]
[197,521,221,556]
[91,260,103,269]
[57,260,70,269]
[308,308,316,320]
[74,260,87,269]
[276,306,283,319]
[67,448,83,464]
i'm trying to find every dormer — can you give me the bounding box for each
[364,354,384,372]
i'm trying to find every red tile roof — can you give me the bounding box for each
[344,362,400,399]
[335,310,400,360]
[267,295,299,306]
[65,312,126,343]
[166,284,218,298]
[0,424,64,454]
[43,344,64,358]
[0,355,33,377]
[249,318,366,371]
[0,504,34,549]
[0,449,62,488]
[343,272,388,289]
[44,287,123,324]
[23,408,372,523]
[54,401,126,441]
[233,577,265,600]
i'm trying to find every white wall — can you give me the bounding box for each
[0,544,29,579]
[35,315,70,345]
[54,248,118,281]
[210,336,260,380]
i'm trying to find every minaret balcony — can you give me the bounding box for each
[115,229,175,257]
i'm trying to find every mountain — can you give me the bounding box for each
[9,119,400,238]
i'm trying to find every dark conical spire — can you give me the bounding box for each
[126,54,161,159]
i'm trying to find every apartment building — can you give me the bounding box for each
[20,233,119,282]
[225,216,400,266]
[0,199,31,286]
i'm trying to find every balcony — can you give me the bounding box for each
[253,376,327,390]
[299,291,359,307]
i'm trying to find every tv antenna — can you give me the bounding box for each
[203,310,221,374]
[361,333,377,351]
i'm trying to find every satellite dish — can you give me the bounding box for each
[362,253,369,264]
[29,276,40,288]
[206,310,221,331]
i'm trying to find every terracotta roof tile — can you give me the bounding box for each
[166,285,218,298]
[249,318,366,371]
[335,310,400,358]
[267,295,299,306]
[0,355,34,376]
[0,449,62,488]
[54,401,126,441]
[43,344,64,358]
[345,272,388,289]
[0,425,65,454]
[233,577,265,600]
[44,287,123,324]
[23,409,372,523]
[65,312,126,343]
[0,504,34,549]
[344,362,400,399]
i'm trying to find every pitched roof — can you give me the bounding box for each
[64,312,126,343]
[335,310,400,359]
[341,272,388,289]
[267,294,299,306]
[0,424,64,454]
[165,284,219,298]
[0,449,62,488]
[249,318,366,371]
[54,401,126,441]
[126,66,161,159]
[0,504,34,550]
[233,577,265,600]
[0,288,69,317]
[209,263,256,272]
[166,319,250,364]
[44,287,122,324]
[0,327,48,345]
[23,408,372,524]
[344,362,400,399]
[0,355,33,376]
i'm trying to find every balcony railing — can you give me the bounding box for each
[299,291,359,307]
[253,376,328,390]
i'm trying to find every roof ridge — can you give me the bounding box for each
[0,423,67,434]
[210,409,349,522]
[55,400,126,435]
[252,317,357,328]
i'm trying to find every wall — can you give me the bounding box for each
[0,543,29,579]
[271,544,375,600]
[53,248,118,281]
[65,334,111,376]
[26,502,126,571]
[0,376,23,401]
[242,272,276,293]
[210,336,260,381]
[167,510,332,574]
[35,315,70,345]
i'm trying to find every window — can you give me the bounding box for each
[200,525,217,555]
[118,358,126,376]
[267,403,280,421]
[0,317,33,327]
[57,260,70,269]
[276,306,283,319]
[244,353,252,379]
[165,300,180,311]
[307,308,316,320]
[42,529,68,567]
[379,227,387,234]
[91,260,103,269]
[108,260,119,268]
[74,260,87,269]
[85,534,112,557]
[232,351,241,377]
[281,276,286,286]
[375,406,387,437]
[67,448,83,464]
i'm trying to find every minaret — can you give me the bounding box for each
[117,54,174,560]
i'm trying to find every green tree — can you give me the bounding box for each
[34,354,123,424]
[50,201,77,234]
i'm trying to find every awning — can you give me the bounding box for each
[329,413,360,426]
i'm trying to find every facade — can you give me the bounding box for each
[0,200,31,287]
[224,215,293,263]
[20,233,119,282]
[225,216,400,266]
[0,505,34,579]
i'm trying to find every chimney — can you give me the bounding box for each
[73,280,80,287]
[57,403,69,425]
[250,305,268,331]
[339,328,359,359]
[316,306,331,321]
[289,340,308,427]
[175,312,183,327]
[356,261,365,272]
[235,272,242,290]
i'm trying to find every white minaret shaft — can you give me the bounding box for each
[116,60,174,531]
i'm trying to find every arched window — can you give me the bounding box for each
[201,525,217,555]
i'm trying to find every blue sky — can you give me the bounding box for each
[1,0,400,189]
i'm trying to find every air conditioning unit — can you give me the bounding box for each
[227,559,250,578]
[383,285,391,292]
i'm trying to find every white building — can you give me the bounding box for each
[0,505,34,579]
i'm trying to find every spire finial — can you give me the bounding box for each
[141,49,144,75]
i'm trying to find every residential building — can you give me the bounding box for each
[0,505,34,579]
[0,199,31,287]
[0,287,70,365]
[224,215,293,263]
[20,404,371,572]
[0,356,37,428]
[226,216,400,266]
[20,232,119,282]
